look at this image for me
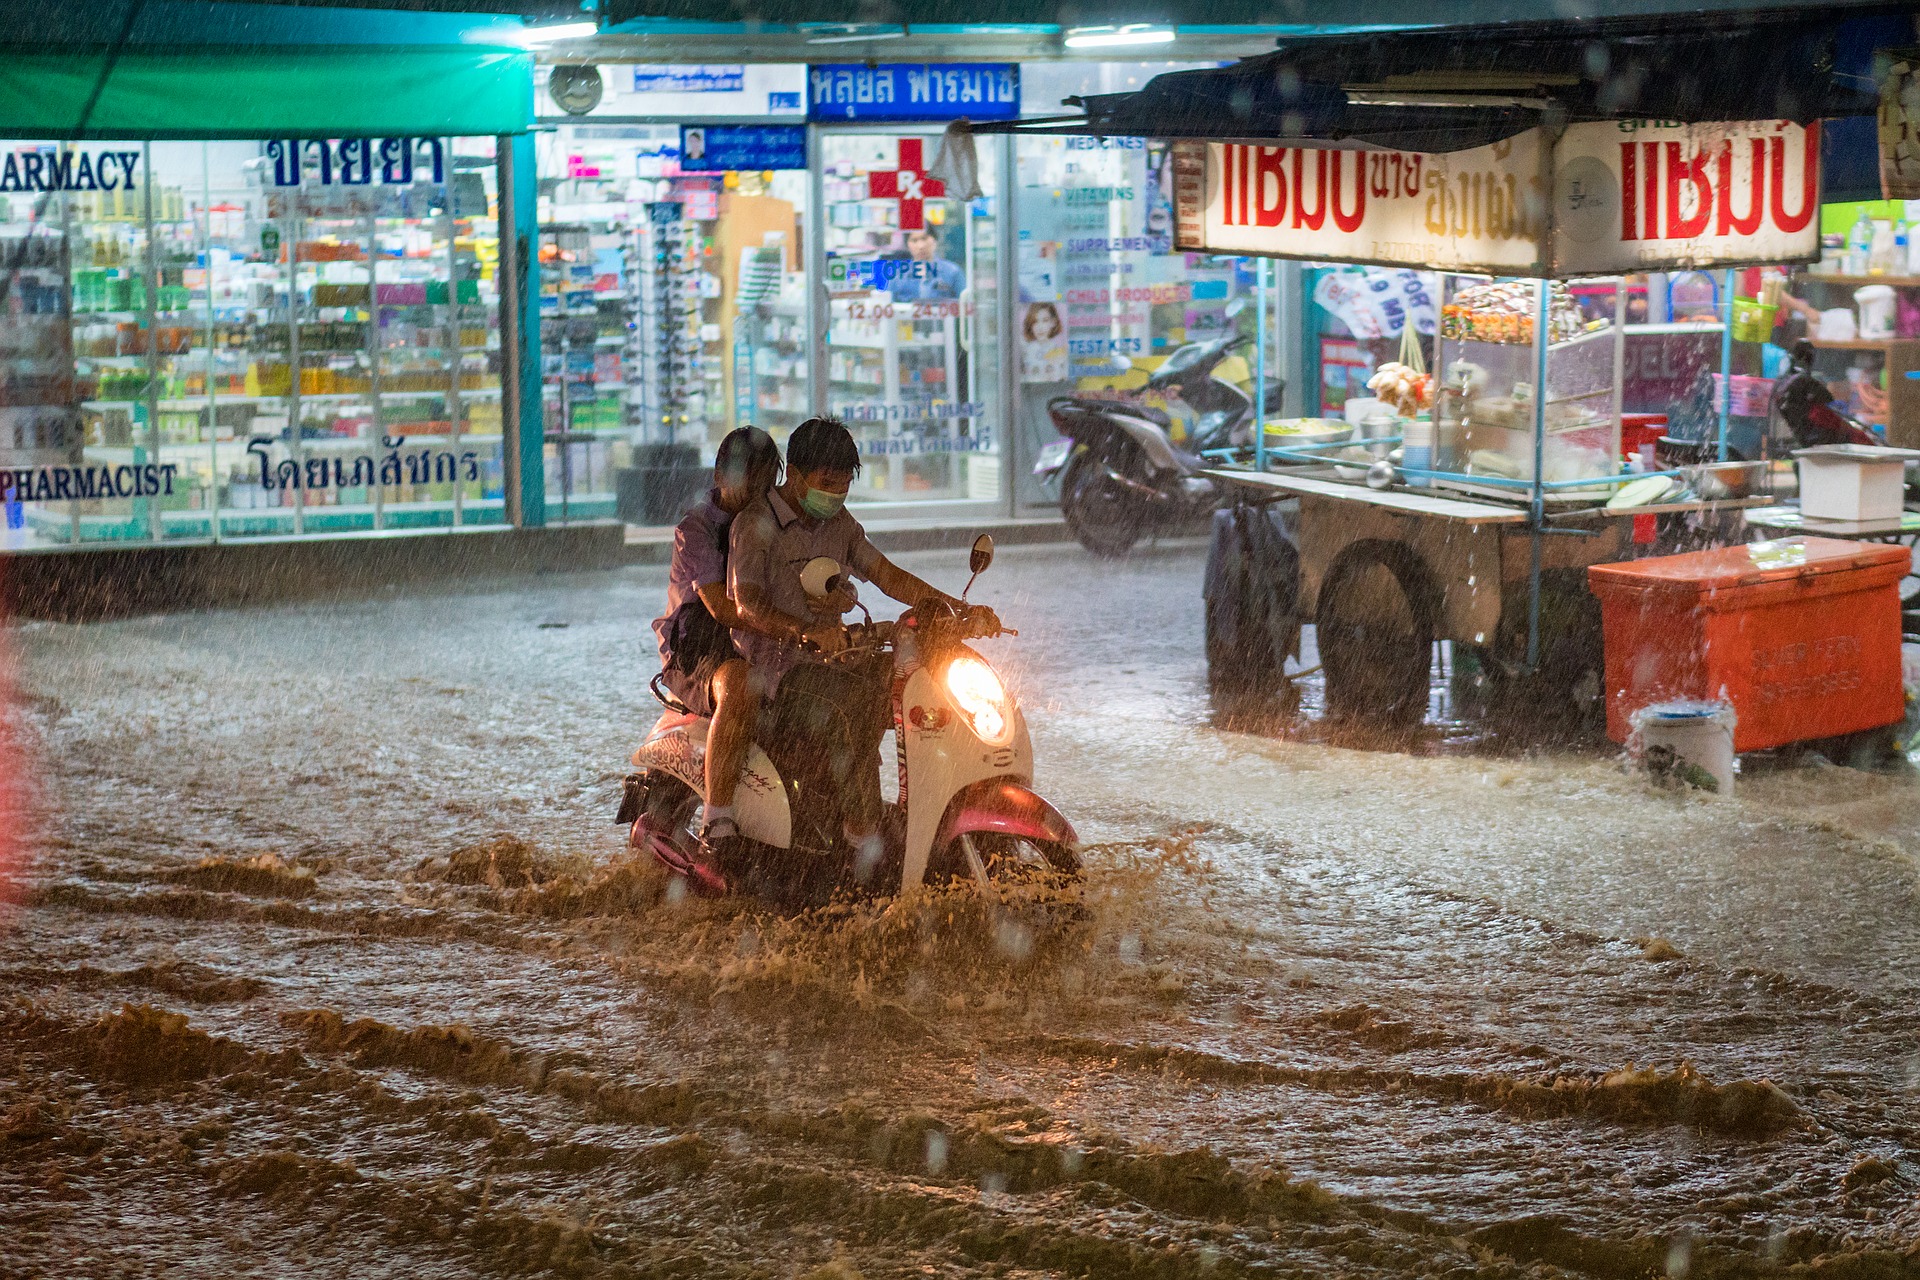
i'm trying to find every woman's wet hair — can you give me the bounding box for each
[786,416,862,477]
[714,426,782,494]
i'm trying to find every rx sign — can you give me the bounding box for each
[868,138,944,231]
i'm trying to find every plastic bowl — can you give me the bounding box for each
[1262,418,1354,448]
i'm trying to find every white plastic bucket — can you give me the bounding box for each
[1631,701,1737,796]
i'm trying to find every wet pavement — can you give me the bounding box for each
[4,539,1920,1279]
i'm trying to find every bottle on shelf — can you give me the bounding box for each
[1870,219,1899,276]
[1845,207,1874,276]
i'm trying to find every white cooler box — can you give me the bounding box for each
[1793,444,1920,522]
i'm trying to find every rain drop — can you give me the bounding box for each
[925,1130,949,1175]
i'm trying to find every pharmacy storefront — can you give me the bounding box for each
[536,58,1279,521]
[0,37,535,549]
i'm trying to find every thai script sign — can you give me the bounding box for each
[0,148,139,193]
[633,65,744,94]
[246,437,480,491]
[679,125,807,173]
[1172,121,1819,276]
[264,138,447,188]
[808,64,1019,122]
[835,402,986,425]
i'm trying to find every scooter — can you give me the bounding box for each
[1034,320,1284,557]
[619,536,1079,903]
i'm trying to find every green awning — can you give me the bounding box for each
[0,46,532,139]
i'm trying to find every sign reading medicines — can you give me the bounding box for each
[1173,120,1820,276]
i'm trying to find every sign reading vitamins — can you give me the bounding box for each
[1172,121,1819,277]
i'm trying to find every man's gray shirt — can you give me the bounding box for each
[727,488,884,685]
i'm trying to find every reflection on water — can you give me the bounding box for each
[3,541,1919,1276]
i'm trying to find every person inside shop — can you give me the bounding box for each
[887,227,966,302]
[727,416,986,870]
[651,426,787,862]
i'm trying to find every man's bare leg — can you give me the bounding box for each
[704,658,755,820]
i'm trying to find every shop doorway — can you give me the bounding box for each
[814,127,1004,517]
[536,124,811,524]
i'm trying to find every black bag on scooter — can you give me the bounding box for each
[651,519,739,711]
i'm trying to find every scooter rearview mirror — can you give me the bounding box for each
[962,534,994,599]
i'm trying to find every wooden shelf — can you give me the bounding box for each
[1806,337,1918,350]
[1797,274,1920,287]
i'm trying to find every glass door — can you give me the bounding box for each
[818,128,1002,512]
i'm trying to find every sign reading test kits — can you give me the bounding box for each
[1172,120,1820,276]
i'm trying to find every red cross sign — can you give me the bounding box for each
[866,138,945,232]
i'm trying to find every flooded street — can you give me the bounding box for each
[6,540,1920,1279]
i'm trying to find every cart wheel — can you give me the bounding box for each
[1314,540,1438,730]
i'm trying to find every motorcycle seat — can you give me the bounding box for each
[1053,395,1171,429]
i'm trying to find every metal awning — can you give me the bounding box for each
[980,7,1903,153]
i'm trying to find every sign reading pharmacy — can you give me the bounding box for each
[808,63,1019,122]
[1172,120,1820,276]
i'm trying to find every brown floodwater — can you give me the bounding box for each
[4,541,1919,1279]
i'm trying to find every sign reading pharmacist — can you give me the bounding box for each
[1172,121,1820,276]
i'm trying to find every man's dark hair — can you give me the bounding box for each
[786,416,862,476]
[714,426,781,494]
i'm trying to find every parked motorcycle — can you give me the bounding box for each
[620,536,1079,904]
[1035,321,1284,557]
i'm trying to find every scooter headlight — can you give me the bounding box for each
[943,654,1013,746]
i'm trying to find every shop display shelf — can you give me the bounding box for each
[1808,337,1908,350]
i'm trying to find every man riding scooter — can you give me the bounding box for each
[721,416,992,883]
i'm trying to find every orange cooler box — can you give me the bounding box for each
[1587,538,1911,751]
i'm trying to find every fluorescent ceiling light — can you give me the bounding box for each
[1345,91,1550,109]
[1064,24,1175,48]
[515,20,599,45]
[802,23,907,43]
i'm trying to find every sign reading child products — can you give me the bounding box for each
[1172,120,1821,275]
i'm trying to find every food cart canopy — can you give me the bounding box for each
[1059,10,1881,152]
[996,8,1887,153]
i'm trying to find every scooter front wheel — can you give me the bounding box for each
[934,832,1081,889]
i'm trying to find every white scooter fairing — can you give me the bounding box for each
[631,710,790,848]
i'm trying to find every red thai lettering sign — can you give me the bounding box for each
[1173,121,1819,277]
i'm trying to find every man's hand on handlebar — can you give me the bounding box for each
[801,620,849,656]
[826,580,860,616]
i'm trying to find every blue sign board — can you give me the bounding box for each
[633,65,744,94]
[678,125,808,172]
[808,63,1019,123]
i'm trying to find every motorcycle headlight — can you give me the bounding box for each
[943,654,1013,746]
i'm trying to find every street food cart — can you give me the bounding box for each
[1162,119,1824,728]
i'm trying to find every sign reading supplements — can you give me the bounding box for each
[1172,121,1819,276]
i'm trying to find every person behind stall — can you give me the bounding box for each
[650,426,784,856]
[728,416,978,866]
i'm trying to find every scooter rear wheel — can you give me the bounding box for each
[633,775,727,896]
[1061,444,1149,558]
